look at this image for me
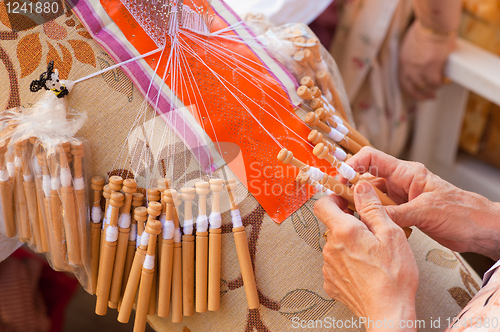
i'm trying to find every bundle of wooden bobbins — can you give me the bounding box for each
[0,137,90,273]
[91,176,259,332]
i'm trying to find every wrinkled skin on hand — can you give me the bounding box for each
[315,181,419,331]
[345,147,500,260]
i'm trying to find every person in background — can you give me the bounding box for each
[399,0,462,100]
[329,0,462,156]
[315,147,500,332]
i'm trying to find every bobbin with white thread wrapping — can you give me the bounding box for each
[158,189,176,318]
[109,179,137,309]
[133,204,161,332]
[90,176,105,295]
[181,187,196,317]
[95,192,124,316]
[0,143,16,238]
[207,178,223,312]
[195,181,210,313]
[226,178,260,309]
[121,192,144,298]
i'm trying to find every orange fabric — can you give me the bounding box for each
[100,0,337,222]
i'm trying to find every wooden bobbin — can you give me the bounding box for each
[57,143,81,266]
[116,206,149,324]
[310,86,322,99]
[165,189,183,323]
[296,85,312,101]
[0,143,15,238]
[101,184,112,257]
[157,179,171,282]
[304,49,317,71]
[47,152,68,270]
[316,108,371,147]
[308,130,341,154]
[305,112,362,154]
[158,189,176,318]
[133,205,161,332]
[316,70,349,121]
[181,187,196,317]
[95,192,124,316]
[306,38,322,62]
[109,179,137,309]
[195,181,210,314]
[293,50,309,70]
[15,140,30,242]
[225,179,260,309]
[147,188,161,203]
[90,176,105,295]
[313,144,360,184]
[121,192,144,297]
[293,36,306,48]
[109,175,124,193]
[310,98,323,110]
[70,141,87,260]
[21,140,44,252]
[300,76,314,88]
[31,142,50,253]
[146,187,160,315]
[207,179,223,312]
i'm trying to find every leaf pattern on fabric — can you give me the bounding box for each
[448,287,473,309]
[426,249,459,269]
[460,269,480,296]
[0,3,11,29]
[182,327,191,332]
[68,39,95,67]
[279,289,336,321]
[46,42,72,79]
[292,201,322,252]
[17,33,42,78]
[43,21,68,41]
[77,30,93,39]
[97,53,133,101]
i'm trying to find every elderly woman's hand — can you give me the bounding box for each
[345,147,500,260]
[399,20,456,100]
[315,181,419,331]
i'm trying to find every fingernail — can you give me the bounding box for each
[355,181,373,196]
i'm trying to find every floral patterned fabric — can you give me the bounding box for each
[331,0,414,157]
[0,6,485,332]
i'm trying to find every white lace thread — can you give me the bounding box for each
[328,128,344,142]
[231,209,243,228]
[333,148,347,162]
[332,114,343,125]
[43,175,51,197]
[338,163,357,182]
[209,212,222,229]
[140,232,150,247]
[162,220,175,240]
[336,123,349,135]
[51,177,61,191]
[14,157,21,168]
[306,167,324,182]
[102,207,112,229]
[23,174,33,182]
[118,213,132,229]
[183,219,194,235]
[106,225,119,242]
[129,223,137,241]
[60,167,72,187]
[174,228,182,243]
[74,177,85,190]
[91,206,102,224]
[7,162,14,178]
[33,157,42,175]
[143,254,154,270]
[0,171,9,182]
[196,215,208,232]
